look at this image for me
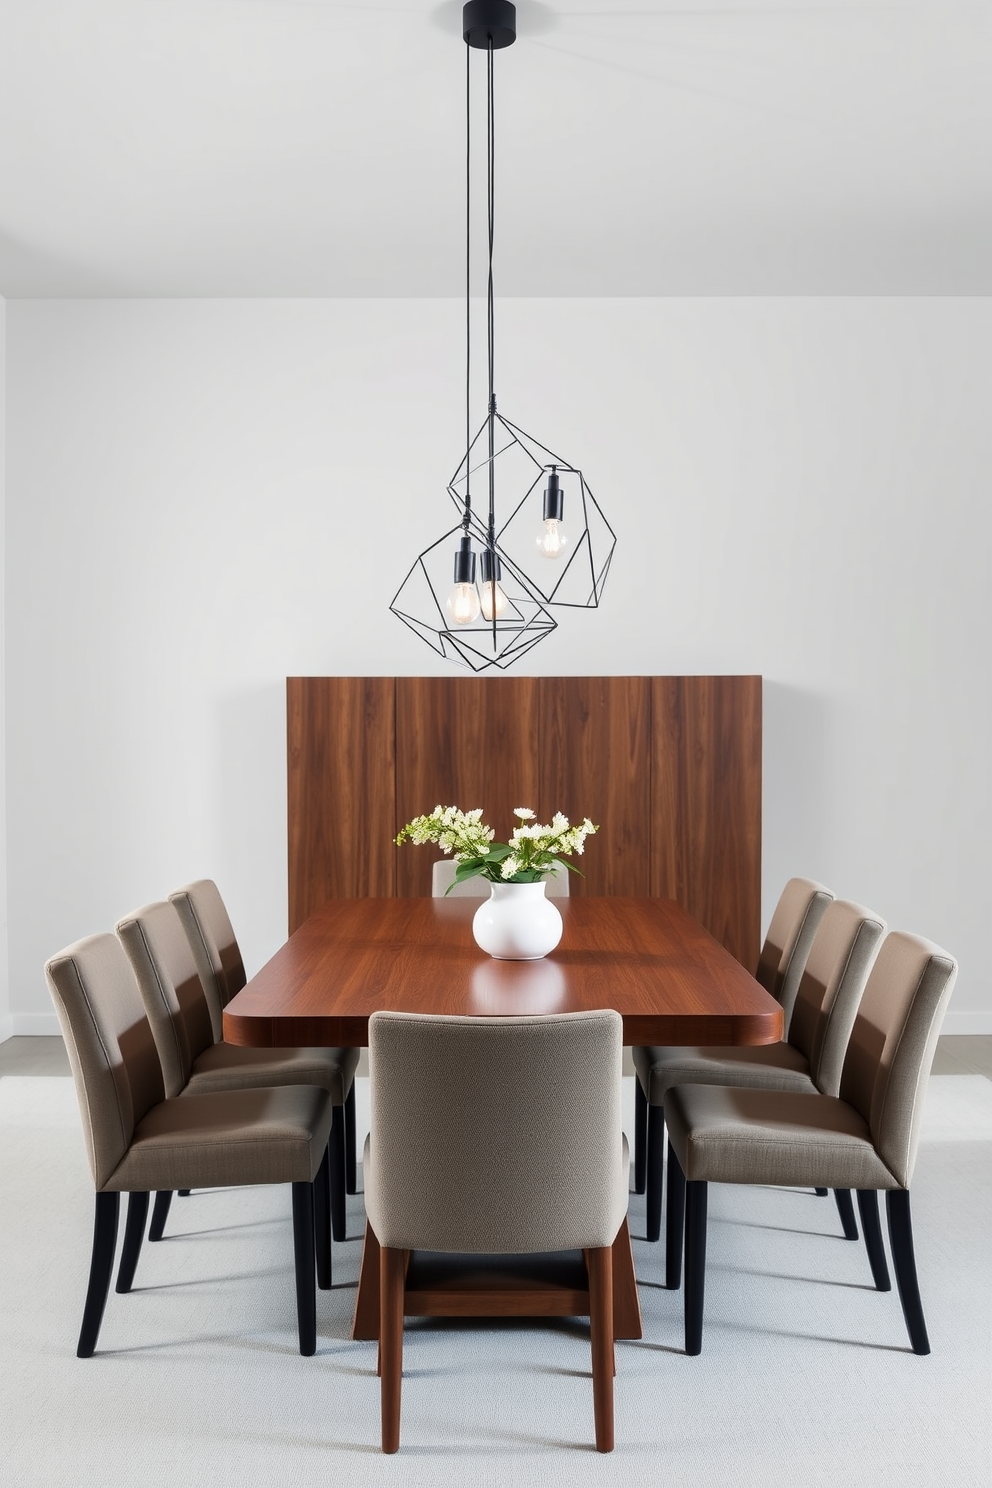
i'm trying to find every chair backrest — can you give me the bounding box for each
[787,899,886,1096]
[755,877,834,1032]
[839,931,957,1188]
[116,900,216,1098]
[431,859,570,899]
[169,879,246,1031]
[365,1009,627,1255]
[45,933,165,1190]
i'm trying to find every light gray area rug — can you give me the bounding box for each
[1,1073,990,1487]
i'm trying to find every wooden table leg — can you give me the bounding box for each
[352,1221,381,1340]
[611,1216,642,1340]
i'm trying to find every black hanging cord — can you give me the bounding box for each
[486,38,496,545]
[463,36,471,532]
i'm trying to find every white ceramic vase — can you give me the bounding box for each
[471,880,563,961]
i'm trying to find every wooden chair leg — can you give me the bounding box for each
[834,1188,859,1240]
[77,1191,120,1358]
[345,1079,358,1194]
[315,1146,333,1291]
[684,1179,708,1356]
[380,1245,406,1454]
[329,1111,347,1242]
[291,1181,317,1357]
[633,1077,647,1195]
[666,1140,686,1289]
[116,1191,149,1294]
[148,1190,173,1242]
[587,1245,615,1453]
[646,1104,665,1241]
[886,1189,930,1355]
[856,1190,891,1291]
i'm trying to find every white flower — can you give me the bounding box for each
[513,807,535,820]
[501,855,522,879]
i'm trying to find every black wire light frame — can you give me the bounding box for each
[390,0,613,669]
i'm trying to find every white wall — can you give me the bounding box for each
[4,297,989,1032]
[0,291,8,1041]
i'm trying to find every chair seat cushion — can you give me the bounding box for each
[106,1085,334,1192]
[663,1084,898,1191]
[632,1042,814,1104]
[186,1042,360,1105]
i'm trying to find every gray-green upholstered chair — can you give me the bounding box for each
[634,896,882,1248]
[364,1009,629,1454]
[632,876,832,1197]
[45,933,332,1358]
[664,931,957,1356]
[169,878,359,1195]
[431,858,570,898]
[117,899,358,1245]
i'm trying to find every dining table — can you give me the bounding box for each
[222,895,783,1341]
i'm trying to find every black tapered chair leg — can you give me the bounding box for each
[666,1140,687,1290]
[116,1191,149,1294]
[856,1190,891,1291]
[814,1187,829,1197]
[292,1181,317,1357]
[315,1146,333,1291]
[77,1191,120,1358]
[328,1109,347,1242]
[646,1104,666,1242]
[833,1187,859,1240]
[886,1189,930,1355]
[344,1078,358,1195]
[148,1190,174,1243]
[684,1180,708,1356]
[177,1189,191,1197]
[633,1077,647,1195]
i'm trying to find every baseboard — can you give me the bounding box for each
[5,1012,62,1038]
[0,1015,14,1044]
[942,1010,992,1036]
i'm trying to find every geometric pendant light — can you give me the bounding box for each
[390,1,613,670]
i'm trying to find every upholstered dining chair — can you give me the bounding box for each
[664,931,957,1355]
[117,899,358,1245]
[364,1009,629,1454]
[634,897,884,1247]
[45,933,332,1358]
[169,878,359,1195]
[632,876,832,1198]
[431,858,570,898]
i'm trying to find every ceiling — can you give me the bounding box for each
[1,0,989,298]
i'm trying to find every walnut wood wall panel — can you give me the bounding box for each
[538,677,652,897]
[651,676,762,971]
[287,675,761,965]
[287,677,396,931]
[394,677,541,898]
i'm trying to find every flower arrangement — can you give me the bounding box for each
[395,805,598,890]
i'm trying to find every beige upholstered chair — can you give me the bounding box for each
[364,1009,629,1454]
[632,876,832,1199]
[117,899,358,1243]
[664,931,957,1355]
[45,933,333,1358]
[634,897,883,1247]
[170,878,359,1196]
[431,858,570,898]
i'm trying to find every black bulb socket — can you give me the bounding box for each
[453,534,477,586]
[542,467,564,523]
[480,548,502,585]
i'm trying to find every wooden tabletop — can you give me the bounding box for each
[223,896,783,1048]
